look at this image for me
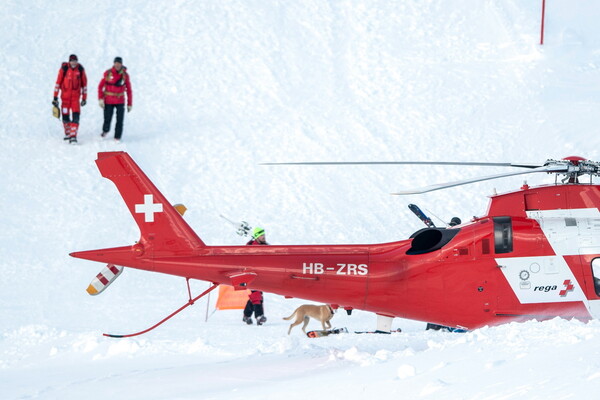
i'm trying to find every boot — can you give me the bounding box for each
[243,316,253,325]
[256,315,267,326]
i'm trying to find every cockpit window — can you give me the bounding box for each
[592,259,600,297]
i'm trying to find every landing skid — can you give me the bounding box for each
[104,280,218,338]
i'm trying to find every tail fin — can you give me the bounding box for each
[95,152,205,253]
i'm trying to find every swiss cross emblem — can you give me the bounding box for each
[559,280,575,297]
[135,194,163,222]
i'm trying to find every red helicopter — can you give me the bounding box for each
[71,152,600,336]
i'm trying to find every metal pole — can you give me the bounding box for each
[205,283,212,322]
[540,0,546,45]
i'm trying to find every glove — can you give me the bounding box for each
[81,99,86,107]
[99,99,105,109]
[52,97,59,107]
[127,105,132,112]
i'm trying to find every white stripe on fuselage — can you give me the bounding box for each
[527,208,600,254]
[496,208,600,305]
[497,256,585,304]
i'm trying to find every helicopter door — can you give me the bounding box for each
[592,259,600,296]
[587,258,600,319]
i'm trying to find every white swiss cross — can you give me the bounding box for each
[135,194,163,222]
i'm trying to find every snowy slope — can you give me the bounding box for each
[1,0,600,398]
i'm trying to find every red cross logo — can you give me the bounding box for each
[559,280,574,297]
[135,194,163,222]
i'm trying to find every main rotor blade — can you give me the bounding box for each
[392,165,568,195]
[261,161,543,168]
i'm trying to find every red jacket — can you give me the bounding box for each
[246,239,269,245]
[54,62,87,105]
[98,66,132,106]
[249,291,263,305]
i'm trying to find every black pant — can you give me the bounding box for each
[103,104,125,139]
[62,111,80,124]
[243,300,264,318]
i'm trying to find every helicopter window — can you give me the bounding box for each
[565,218,577,227]
[493,217,513,254]
[592,259,600,297]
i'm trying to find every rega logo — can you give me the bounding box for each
[533,285,557,292]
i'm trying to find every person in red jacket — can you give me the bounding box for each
[246,227,268,246]
[243,290,266,325]
[53,54,87,144]
[98,57,133,142]
[243,227,269,325]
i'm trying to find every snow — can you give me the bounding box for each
[2,0,600,398]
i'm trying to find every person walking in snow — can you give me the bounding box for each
[242,227,269,325]
[53,54,87,144]
[98,57,132,142]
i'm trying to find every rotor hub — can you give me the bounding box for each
[544,157,600,182]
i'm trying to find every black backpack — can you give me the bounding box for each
[61,62,84,73]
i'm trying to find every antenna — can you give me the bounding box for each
[423,207,449,227]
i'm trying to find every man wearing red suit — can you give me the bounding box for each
[53,54,87,144]
[242,227,269,325]
[98,57,133,142]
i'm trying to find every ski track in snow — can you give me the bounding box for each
[1,0,600,398]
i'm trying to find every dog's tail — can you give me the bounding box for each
[282,310,297,321]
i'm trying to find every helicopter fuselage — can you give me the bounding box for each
[71,153,600,330]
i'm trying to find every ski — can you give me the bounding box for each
[408,204,435,228]
[354,328,402,334]
[306,327,348,338]
[425,323,467,333]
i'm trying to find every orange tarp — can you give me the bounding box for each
[215,285,250,310]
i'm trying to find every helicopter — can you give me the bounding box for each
[71,152,600,336]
